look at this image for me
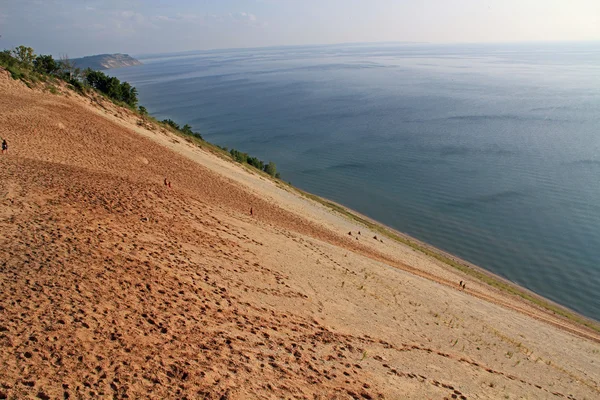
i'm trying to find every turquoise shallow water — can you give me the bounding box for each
[112,42,600,321]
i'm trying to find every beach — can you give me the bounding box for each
[1,68,599,398]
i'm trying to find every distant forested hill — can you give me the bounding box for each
[71,54,142,70]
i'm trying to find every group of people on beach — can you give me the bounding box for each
[1,138,7,154]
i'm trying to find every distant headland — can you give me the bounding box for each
[71,53,142,70]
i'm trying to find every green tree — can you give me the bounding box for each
[119,81,138,107]
[85,68,103,88]
[247,156,265,170]
[84,68,138,106]
[0,50,17,67]
[138,106,148,116]
[181,124,193,135]
[264,161,277,177]
[105,76,122,99]
[162,119,180,130]
[230,149,248,163]
[12,45,35,67]
[33,54,59,74]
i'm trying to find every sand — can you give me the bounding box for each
[1,69,599,399]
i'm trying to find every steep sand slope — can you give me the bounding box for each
[0,71,598,399]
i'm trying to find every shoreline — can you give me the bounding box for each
[114,97,600,338]
[134,107,600,339]
[290,185,600,334]
[3,71,600,397]
[85,82,600,339]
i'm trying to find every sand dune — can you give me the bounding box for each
[1,69,599,399]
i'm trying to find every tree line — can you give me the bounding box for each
[0,45,138,107]
[1,45,280,179]
[229,149,279,178]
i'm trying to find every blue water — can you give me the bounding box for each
[112,42,600,321]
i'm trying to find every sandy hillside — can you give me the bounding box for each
[0,70,599,399]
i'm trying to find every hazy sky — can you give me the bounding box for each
[1,0,599,57]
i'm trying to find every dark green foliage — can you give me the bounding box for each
[161,119,180,130]
[139,106,148,116]
[227,148,281,178]
[1,48,30,80]
[1,50,18,68]
[247,156,264,170]
[161,119,203,140]
[85,68,138,107]
[119,81,138,107]
[6,65,24,80]
[68,78,85,93]
[230,149,248,163]
[34,55,59,74]
[264,161,277,177]
[181,124,203,140]
[181,124,193,135]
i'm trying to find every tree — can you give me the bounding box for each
[192,131,203,140]
[247,156,264,170]
[181,124,193,135]
[230,149,248,163]
[119,81,138,107]
[85,68,103,88]
[85,68,138,107]
[264,161,277,177]
[33,54,59,74]
[12,45,35,67]
[138,106,148,116]
[105,76,122,99]
[162,119,180,130]
[0,50,16,67]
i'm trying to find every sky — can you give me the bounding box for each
[0,0,599,57]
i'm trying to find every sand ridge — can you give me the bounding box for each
[1,71,599,399]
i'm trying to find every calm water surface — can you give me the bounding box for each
[112,42,600,321]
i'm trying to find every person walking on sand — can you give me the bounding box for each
[1,138,7,154]
[250,207,253,216]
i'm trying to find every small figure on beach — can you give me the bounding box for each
[164,178,168,186]
[250,207,253,216]
[459,280,463,289]
[1,138,7,154]
[462,282,466,290]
